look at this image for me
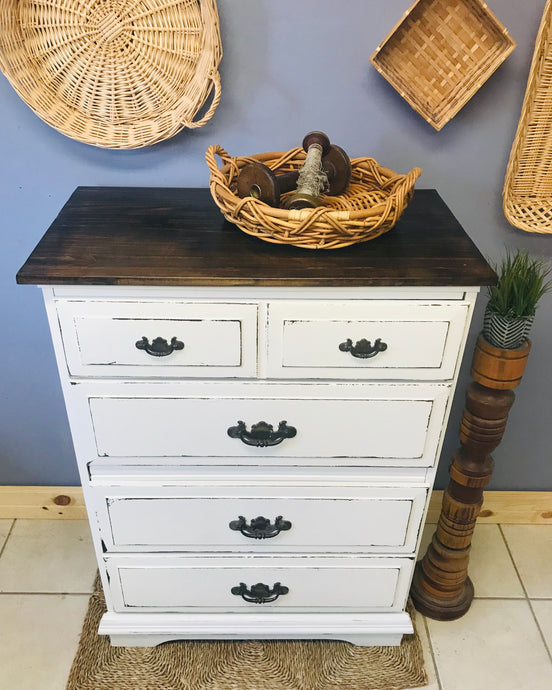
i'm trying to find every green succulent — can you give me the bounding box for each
[487,249,551,318]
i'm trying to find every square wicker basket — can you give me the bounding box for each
[370,0,516,131]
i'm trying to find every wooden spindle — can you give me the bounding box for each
[410,334,531,620]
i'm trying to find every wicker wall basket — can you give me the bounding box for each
[370,0,516,131]
[503,0,552,233]
[206,146,421,249]
[0,0,222,149]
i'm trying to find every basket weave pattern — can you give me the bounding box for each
[503,0,552,233]
[0,0,222,148]
[206,146,421,249]
[371,0,515,131]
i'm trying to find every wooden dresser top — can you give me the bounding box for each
[17,187,496,287]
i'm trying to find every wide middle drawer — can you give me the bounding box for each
[55,300,258,378]
[98,485,428,553]
[74,381,451,466]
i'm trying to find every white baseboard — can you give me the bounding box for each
[427,490,552,524]
[0,486,87,520]
[0,486,551,524]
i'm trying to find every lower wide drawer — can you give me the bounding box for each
[105,555,414,612]
[99,486,428,553]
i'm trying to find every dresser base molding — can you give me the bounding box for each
[98,611,414,647]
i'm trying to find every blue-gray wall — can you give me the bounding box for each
[1,1,551,488]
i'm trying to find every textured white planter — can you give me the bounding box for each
[483,306,533,350]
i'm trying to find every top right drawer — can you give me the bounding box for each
[266,300,471,381]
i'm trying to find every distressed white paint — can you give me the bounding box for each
[86,384,449,462]
[56,300,258,378]
[99,610,413,647]
[89,463,431,485]
[100,485,427,553]
[268,300,470,379]
[40,284,477,646]
[53,285,476,300]
[105,554,413,612]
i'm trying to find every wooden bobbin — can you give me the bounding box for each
[237,141,351,207]
[289,131,333,209]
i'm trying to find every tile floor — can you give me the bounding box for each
[0,519,550,690]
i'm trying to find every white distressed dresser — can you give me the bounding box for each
[17,187,495,646]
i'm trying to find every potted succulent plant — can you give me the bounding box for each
[483,249,551,350]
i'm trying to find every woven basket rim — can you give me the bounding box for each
[206,145,421,249]
[208,146,421,219]
[0,0,222,149]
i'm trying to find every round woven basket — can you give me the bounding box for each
[206,146,421,249]
[0,0,222,148]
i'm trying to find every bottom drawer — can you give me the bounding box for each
[105,555,414,613]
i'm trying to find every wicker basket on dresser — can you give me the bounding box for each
[17,187,495,647]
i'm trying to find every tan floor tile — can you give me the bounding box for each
[417,523,524,598]
[0,520,97,593]
[531,600,552,656]
[426,599,552,690]
[468,524,524,598]
[404,608,440,690]
[0,593,89,690]
[0,519,13,551]
[502,525,552,598]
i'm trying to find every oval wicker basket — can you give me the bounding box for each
[206,146,421,249]
[503,0,552,233]
[0,0,222,149]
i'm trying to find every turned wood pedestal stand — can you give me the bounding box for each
[411,334,531,620]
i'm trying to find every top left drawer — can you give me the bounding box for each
[55,301,258,378]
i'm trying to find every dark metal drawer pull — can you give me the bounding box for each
[227,420,297,447]
[135,336,184,357]
[229,515,292,539]
[339,337,387,359]
[231,582,289,604]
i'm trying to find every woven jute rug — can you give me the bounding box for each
[66,577,427,690]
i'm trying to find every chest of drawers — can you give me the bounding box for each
[17,187,495,646]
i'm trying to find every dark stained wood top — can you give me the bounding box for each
[17,187,496,287]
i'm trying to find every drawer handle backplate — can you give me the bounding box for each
[135,336,184,357]
[227,420,297,447]
[229,515,292,539]
[231,582,289,604]
[339,337,387,359]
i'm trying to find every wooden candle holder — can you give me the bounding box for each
[410,333,531,620]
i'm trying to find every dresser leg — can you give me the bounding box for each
[411,335,530,620]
